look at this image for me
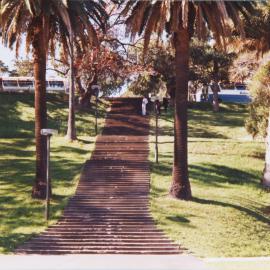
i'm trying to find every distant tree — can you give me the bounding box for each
[190,41,235,84]
[75,45,131,107]
[128,41,234,108]
[12,58,34,76]
[246,62,270,188]
[0,59,9,75]
[128,72,163,98]
[229,51,260,83]
[126,43,173,99]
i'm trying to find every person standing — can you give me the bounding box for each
[155,99,161,115]
[142,96,148,116]
[202,83,208,101]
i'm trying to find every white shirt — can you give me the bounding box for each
[142,98,148,105]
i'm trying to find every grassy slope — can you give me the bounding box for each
[0,93,107,253]
[150,102,270,257]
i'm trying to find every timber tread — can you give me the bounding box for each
[16,98,182,255]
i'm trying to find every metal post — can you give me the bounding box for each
[41,128,57,222]
[45,135,51,221]
[92,85,100,136]
[155,105,159,164]
[95,94,98,135]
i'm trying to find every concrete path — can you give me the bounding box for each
[205,257,270,270]
[0,255,208,270]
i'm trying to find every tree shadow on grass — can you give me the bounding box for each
[151,160,260,188]
[192,197,270,226]
[190,163,260,188]
[149,120,230,139]
[77,138,94,145]
[188,125,229,139]
[0,92,102,138]
[150,126,174,136]
[150,161,172,176]
[0,140,34,157]
[150,185,167,197]
[165,215,197,229]
[0,142,90,252]
[0,233,38,254]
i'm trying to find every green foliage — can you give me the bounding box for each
[190,40,235,83]
[128,72,163,97]
[127,41,234,97]
[11,58,34,77]
[246,62,270,138]
[0,59,9,75]
[243,2,270,54]
[126,43,175,97]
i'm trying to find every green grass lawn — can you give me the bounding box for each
[0,92,108,253]
[149,102,270,258]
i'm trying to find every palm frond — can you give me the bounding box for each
[142,1,161,56]
[182,0,189,29]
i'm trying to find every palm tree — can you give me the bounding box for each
[65,2,107,141]
[66,31,77,141]
[0,0,107,198]
[124,1,255,200]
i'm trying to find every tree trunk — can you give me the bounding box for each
[262,109,270,188]
[212,60,220,112]
[79,75,98,108]
[31,16,48,199]
[169,29,192,200]
[66,32,77,141]
[212,88,219,112]
[79,87,93,108]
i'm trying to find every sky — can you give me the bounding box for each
[0,43,19,69]
[0,42,59,77]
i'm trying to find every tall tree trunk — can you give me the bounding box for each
[262,109,270,188]
[66,32,77,141]
[169,29,192,200]
[212,60,220,112]
[31,16,48,199]
[212,88,219,112]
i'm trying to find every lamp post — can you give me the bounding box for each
[41,128,58,221]
[91,85,101,135]
[154,100,159,164]
[150,95,159,164]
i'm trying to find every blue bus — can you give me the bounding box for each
[196,83,251,103]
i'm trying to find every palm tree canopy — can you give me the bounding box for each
[242,3,270,55]
[123,0,255,51]
[0,0,108,56]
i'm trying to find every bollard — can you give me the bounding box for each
[155,105,159,164]
[91,85,101,135]
[41,129,58,221]
[155,113,158,164]
[95,94,98,135]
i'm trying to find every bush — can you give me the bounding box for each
[246,61,270,138]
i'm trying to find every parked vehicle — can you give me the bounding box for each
[196,82,251,103]
[0,77,68,93]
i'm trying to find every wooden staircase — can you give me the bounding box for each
[16,98,182,255]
